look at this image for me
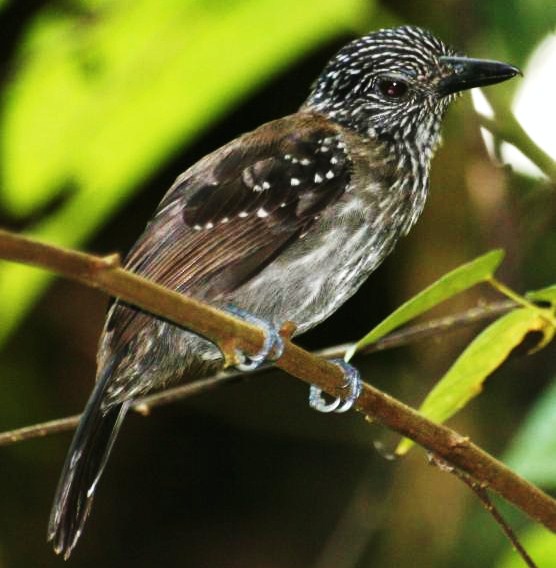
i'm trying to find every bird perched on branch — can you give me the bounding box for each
[48,25,519,557]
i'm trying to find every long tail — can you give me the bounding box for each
[47,354,130,559]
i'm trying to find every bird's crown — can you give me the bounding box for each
[305,26,458,146]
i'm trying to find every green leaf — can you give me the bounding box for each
[495,525,556,568]
[527,284,556,306]
[0,0,369,344]
[397,307,554,455]
[345,250,504,361]
[503,377,556,489]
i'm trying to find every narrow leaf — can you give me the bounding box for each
[345,250,504,361]
[527,284,556,306]
[397,307,554,455]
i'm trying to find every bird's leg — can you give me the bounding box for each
[309,359,362,413]
[225,306,360,411]
[224,305,285,371]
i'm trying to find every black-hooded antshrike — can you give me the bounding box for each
[48,25,519,557]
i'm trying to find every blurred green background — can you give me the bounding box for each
[1,0,555,566]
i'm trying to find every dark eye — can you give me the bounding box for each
[377,79,408,99]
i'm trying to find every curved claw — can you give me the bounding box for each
[309,385,343,413]
[226,305,285,371]
[308,359,362,414]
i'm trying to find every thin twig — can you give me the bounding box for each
[0,300,516,445]
[356,300,517,354]
[489,277,556,327]
[0,229,555,533]
[0,415,81,446]
[429,454,537,568]
[476,98,556,184]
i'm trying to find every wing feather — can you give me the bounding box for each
[105,113,352,350]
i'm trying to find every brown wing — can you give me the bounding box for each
[105,113,352,349]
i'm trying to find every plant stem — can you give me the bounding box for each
[476,96,556,184]
[0,228,555,532]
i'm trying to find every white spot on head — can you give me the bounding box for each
[291,178,300,186]
[325,170,335,180]
[262,181,270,190]
[314,173,323,183]
[280,202,287,208]
[300,158,311,166]
[330,156,338,164]
[253,184,263,192]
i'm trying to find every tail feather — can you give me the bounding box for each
[48,355,130,559]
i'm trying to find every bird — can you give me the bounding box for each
[47,25,519,558]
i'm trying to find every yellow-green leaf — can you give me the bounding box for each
[397,307,554,455]
[527,284,556,306]
[345,250,504,361]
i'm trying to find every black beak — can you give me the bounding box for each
[437,56,521,97]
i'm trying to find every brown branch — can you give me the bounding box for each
[135,300,516,412]
[0,228,555,533]
[0,300,516,444]
[0,414,81,446]
[429,455,537,568]
[470,489,537,568]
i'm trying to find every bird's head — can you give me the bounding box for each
[305,26,519,153]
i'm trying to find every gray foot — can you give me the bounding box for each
[225,305,285,371]
[309,359,362,413]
